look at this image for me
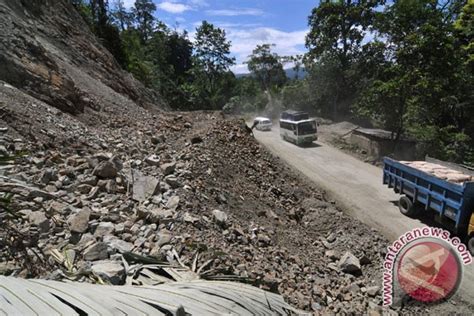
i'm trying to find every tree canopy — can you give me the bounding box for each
[71,0,474,164]
[246,44,287,90]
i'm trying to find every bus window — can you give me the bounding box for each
[297,121,317,135]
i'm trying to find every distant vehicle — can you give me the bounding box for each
[383,157,474,255]
[280,110,309,122]
[253,117,272,131]
[279,111,317,145]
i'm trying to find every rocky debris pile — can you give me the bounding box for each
[1,111,472,315]
[0,103,192,282]
[160,119,394,314]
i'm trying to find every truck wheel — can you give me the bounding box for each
[468,234,474,256]
[399,196,419,217]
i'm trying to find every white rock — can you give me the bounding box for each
[338,252,361,275]
[94,222,115,237]
[68,208,90,233]
[132,172,159,202]
[145,155,160,166]
[212,209,228,226]
[166,196,180,211]
[91,261,125,285]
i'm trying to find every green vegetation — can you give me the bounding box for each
[246,44,287,90]
[72,0,235,110]
[71,0,474,164]
[306,0,473,165]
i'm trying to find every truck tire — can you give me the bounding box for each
[468,234,474,256]
[399,196,419,217]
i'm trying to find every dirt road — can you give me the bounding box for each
[253,127,474,304]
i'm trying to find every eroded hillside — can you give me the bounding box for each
[0,0,163,118]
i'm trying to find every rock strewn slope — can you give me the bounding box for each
[0,0,163,117]
[1,86,473,314]
[0,104,383,314]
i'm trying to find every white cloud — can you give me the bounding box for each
[122,0,135,9]
[157,1,192,14]
[230,64,249,74]
[190,24,308,73]
[189,0,209,7]
[229,27,308,58]
[206,8,264,17]
[190,21,262,30]
[215,22,262,29]
[122,0,207,10]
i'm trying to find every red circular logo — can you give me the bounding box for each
[396,239,462,303]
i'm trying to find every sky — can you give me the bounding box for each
[121,0,318,74]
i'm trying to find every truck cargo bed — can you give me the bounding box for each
[383,157,474,233]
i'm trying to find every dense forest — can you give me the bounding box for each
[71,0,473,164]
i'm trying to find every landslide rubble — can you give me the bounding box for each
[0,90,385,313]
[0,84,443,316]
[1,1,471,315]
[0,85,472,315]
[1,103,473,314]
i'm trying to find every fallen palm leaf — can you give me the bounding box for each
[0,276,302,315]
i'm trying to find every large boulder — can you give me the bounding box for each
[93,157,122,179]
[91,261,125,285]
[103,236,134,254]
[68,208,91,233]
[212,209,228,227]
[132,173,159,202]
[83,242,108,261]
[166,196,180,211]
[94,222,115,237]
[338,252,361,275]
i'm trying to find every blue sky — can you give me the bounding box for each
[121,0,318,73]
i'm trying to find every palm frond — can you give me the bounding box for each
[0,276,302,315]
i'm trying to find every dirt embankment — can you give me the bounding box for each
[0,0,164,117]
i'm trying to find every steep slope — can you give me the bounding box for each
[1,1,473,315]
[0,0,163,119]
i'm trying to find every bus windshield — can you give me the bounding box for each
[297,121,316,135]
